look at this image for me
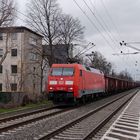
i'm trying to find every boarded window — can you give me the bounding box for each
[11,65,17,73]
[0,33,3,40]
[11,83,17,91]
[29,52,38,61]
[11,49,17,56]
[29,37,37,45]
[0,83,2,91]
[11,33,17,40]
[0,65,2,73]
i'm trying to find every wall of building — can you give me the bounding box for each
[0,32,22,92]
[0,27,42,100]
[22,30,42,98]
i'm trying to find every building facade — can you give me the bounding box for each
[0,27,43,98]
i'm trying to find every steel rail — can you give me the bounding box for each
[38,90,138,140]
[83,90,139,140]
[0,106,59,123]
[0,107,74,133]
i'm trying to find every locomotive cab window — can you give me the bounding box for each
[51,67,74,76]
[51,68,62,76]
[63,68,74,76]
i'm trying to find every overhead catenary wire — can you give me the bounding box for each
[74,0,139,79]
[99,0,137,66]
[88,0,124,55]
[100,0,122,41]
[73,0,118,53]
[89,0,119,44]
[73,0,134,67]
[82,0,136,66]
[74,43,95,58]
[83,0,119,48]
[99,0,138,65]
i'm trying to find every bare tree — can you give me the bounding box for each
[59,15,84,44]
[26,0,62,66]
[0,0,16,27]
[0,0,16,64]
[87,51,112,75]
[27,0,85,65]
[118,71,133,81]
[26,0,85,94]
[58,14,84,58]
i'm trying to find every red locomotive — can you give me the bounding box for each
[46,63,137,104]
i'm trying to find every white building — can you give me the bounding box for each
[0,27,43,98]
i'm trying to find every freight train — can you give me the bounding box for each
[46,63,138,105]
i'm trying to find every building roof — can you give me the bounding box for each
[0,26,43,37]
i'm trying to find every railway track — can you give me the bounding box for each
[0,106,58,123]
[0,106,74,133]
[0,89,137,140]
[36,90,138,140]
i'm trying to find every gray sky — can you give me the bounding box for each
[16,0,140,81]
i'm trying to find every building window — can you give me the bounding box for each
[0,49,3,57]
[11,49,17,56]
[0,65,2,73]
[0,33,3,40]
[11,65,17,73]
[10,83,17,91]
[29,52,38,61]
[29,37,37,46]
[0,83,2,91]
[11,33,17,40]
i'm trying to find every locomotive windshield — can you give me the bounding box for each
[51,68,74,76]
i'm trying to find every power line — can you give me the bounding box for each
[73,0,134,67]
[82,0,135,68]
[83,0,135,65]
[100,0,122,40]
[74,0,133,65]
[73,0,118,53]
[99,0,137,65]
[84,0,119,48]
[94,0,136,64]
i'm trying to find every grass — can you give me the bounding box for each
[0,100,53,114]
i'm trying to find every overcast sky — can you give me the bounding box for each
[16,0,140,81]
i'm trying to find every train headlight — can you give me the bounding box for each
[49,87,53,90]
[65,81,73,85]
[49,80,57,85]
[49,87,54,91]
[68,87,73,91]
